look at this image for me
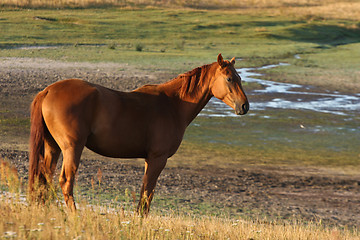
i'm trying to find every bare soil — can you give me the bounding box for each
[0,58,359,228]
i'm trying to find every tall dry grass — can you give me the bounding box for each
[1,158,359,239]
[0,0,353,8]
[2,0,359,20]
[266,1,360,21]
[0,159,21,194]
[2,202,359,240]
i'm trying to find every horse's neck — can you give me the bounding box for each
[179,88,212,126]
[160,67,214,126]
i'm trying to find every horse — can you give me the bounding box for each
[29,54,249,214]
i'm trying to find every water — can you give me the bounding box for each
[195,63,360,151]
[13,45,59,50]
[201,63,360,117]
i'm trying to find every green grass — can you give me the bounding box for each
[0,8,359,79]
[262,42,360,92]
[0,117,30,138]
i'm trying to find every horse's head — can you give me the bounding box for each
[211,54,249,115]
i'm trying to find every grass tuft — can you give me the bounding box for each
[135,43,144,52]
[0,158,20,193]
[107,42,116,50]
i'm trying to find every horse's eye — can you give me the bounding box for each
[226,77,232,82]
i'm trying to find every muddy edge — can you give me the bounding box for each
[0,58,359,227]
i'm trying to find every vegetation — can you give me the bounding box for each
[1,160,359,240]
[0,2,359,91]
[1,0,360,21]
[3,200,358,240]
[0,2,359,238]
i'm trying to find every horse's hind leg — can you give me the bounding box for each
[42,135,61,184]
[36,135,61,201]
[59,144,84,211]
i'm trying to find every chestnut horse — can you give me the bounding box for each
[29,54,249,214]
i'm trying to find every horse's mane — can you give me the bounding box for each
[176,63,212,99]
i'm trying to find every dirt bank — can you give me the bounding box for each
[0,57,170,120]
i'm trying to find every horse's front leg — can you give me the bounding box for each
[137,156,167,216]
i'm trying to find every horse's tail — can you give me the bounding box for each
[29,90,48,192]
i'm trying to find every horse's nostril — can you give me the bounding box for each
[242,103,249,113]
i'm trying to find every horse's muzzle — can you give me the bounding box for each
[235,102,249,115]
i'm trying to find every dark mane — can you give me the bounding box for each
[177,63,212,99]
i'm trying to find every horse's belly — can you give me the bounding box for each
[85,133,147,158]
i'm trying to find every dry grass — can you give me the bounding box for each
[268,2,360,21]
[0,160,21,194]
[2,201,359,240]
[0,0,352,8]
[1,0,360,20]
[1,158,359,239]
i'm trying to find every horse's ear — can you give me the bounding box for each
[230,57,236,65]
[217,54,224,68]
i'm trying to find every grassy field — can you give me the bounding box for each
[0,162,359,240]
[0,2,359,237]
[0,3,359,92]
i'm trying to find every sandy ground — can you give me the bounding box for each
[0,57,359,227]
